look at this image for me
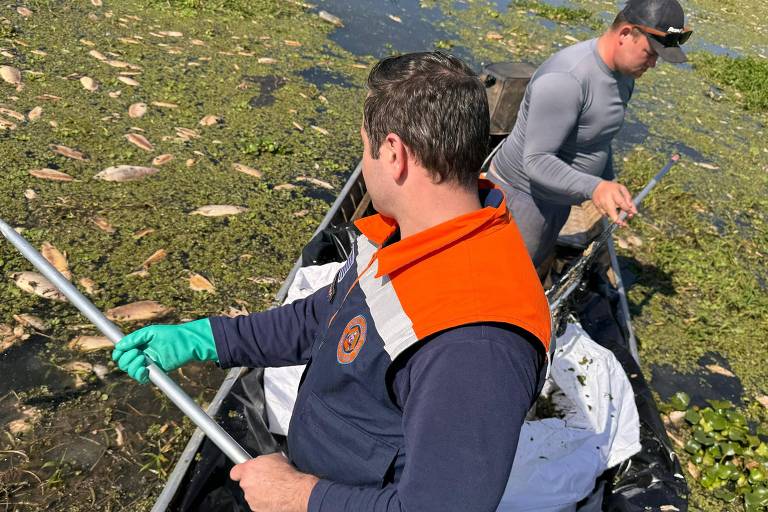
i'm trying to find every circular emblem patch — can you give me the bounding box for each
[337,315,367,364]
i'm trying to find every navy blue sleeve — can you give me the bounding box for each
[307,324,545,512]
[210,285,334,369]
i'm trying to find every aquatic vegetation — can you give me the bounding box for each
[512,0,603,30]
[690,53,768,112]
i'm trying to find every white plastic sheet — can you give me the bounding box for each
[264,264,641,510]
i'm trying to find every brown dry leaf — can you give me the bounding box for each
[175,127,199,139]
[159,30,183,37]
[257,57,277,65]
[142,249,167,269]
[0,118,17,130]
[27,106,42,120]
[292,121,304,132]
[80,76,98,91]
[92,216,115,233]
[50,144,88,161]
[117,76,139,86]
[705,364,735,378]
[686,461,700,481]
[274,183,297,191]
[94,165,159,182]
[37,94,61,101]
[41,242,71,280]
[79,277,98,295]
[128,102,147,118]
[233,163,262,179]
[29,168,73,181]
[106,300,173,322]
[127,269,150,278]
[125,133,154,152]
[190,39,206,46]
[0,107,25,121]
[755,395,768,409]
[68,335,112,352]
[88,49,107,60]
[190,205,248,217]
[189,273,215,293]
[13,314,48,332]
[284,40,301,47]
[151,101,178,108]
[296,176,333,189]
[199,114,221,126]
[0,65,22,85]
[12,271,67,301]
[152,154,174,166]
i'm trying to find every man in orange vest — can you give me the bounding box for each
[113,52,551,512]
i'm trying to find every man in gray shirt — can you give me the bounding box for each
[489,0,691,270]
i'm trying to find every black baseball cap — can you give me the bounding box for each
[619,0,691,63]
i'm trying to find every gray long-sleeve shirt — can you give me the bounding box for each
[491,38,634,206]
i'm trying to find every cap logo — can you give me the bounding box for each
[337,315,367,364]
[667,26,685,33]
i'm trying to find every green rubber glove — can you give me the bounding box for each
[111,318,218,384]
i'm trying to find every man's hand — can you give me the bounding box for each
[591,180,637,226]
[230,453,319,512]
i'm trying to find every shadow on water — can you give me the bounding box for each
[299,66,359,89]
[243,75,287,108]
[650,352,744,407]
[619,256,676,318]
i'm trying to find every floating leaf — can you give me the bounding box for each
[310,124,329,135]
[125,133,154,151]
[94,165,159,182]
[296,176,333,189]
[706,364,735,377]
[117,76,139,86]
[707,399,735,411]
[233,163,262,178]
[133,228,154,239]
[13,314,48,332]
[142,249,167,269]
[0,118,17,130]
[106,301,172,322]
[669,391,690,411]
[79,277,98,295]
[88,49,107,60]
[175,127,199,139]
[190,205,248,217]
[27,106,42,120]
[0,107,25,121]
[92,216,115,233]
[12,272,67,301]
[29,168,74,181]
[274,183,297,191]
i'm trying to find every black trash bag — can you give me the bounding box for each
[574,272,689,512]
[301,223,359,267]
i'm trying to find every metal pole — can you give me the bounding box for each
[0,219,251,465]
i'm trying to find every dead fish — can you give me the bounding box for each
[7,407,41,435]
[50,144,88,161]
[0,107,25,121]
[125,133,154,152]
[188,273,215,293]
[117,76,139,86]
[118,37,140,44]
[31,49,48,57]
[705,364,735,378]
[257,57,277,65]
[108,90,121,98]
[151,101,178,108]
[41,242,71,280]
[94,165,159,182]
[293,209,309,217]
[91,0,103,6]
[151,154,173,166]
[695,162,720,170]
[12,271,67,302]
[68,335,112,352]
[92,216,115,233]
[296,176,333,189]
[79,277,98,295]
[142,248,167,269]
[17,6,33,16]
[24,188,37,200]
[388,14,402,23]
[13,314,48,332]
[128,102,147,118]
[292,122,304,132]
[233,163,262,179]
[106,300,172,322]
[80,76,98,91]
[0,65,22,86]
[486,31,503,41]
[92,364,109,380]
[175,127,199,139]
[133,228,154,239]
[29,168,74,181]
[0,118,17,130]
[318,10,344,27]
[37,94,61,101]
[199,114,221,126]
[284,40,301,47]
[80,38,96,46]
[310,125,329,136]
[159,30,183,37]
[274,183,297,191]
[88,49,107,61]
[27,106,42,120]
[190,205,248,217]
[128,269,150,278]
[190,39,206,46]
[186,158,195,167]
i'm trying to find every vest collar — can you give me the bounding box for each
[354,180,508,278]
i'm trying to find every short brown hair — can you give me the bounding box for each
[363,52,489,189]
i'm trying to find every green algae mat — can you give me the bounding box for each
[1,0,767,510]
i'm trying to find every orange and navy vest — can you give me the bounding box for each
[287,183,551,487]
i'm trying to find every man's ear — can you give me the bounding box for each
[618,24,635,42]
[383,133,408,182]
